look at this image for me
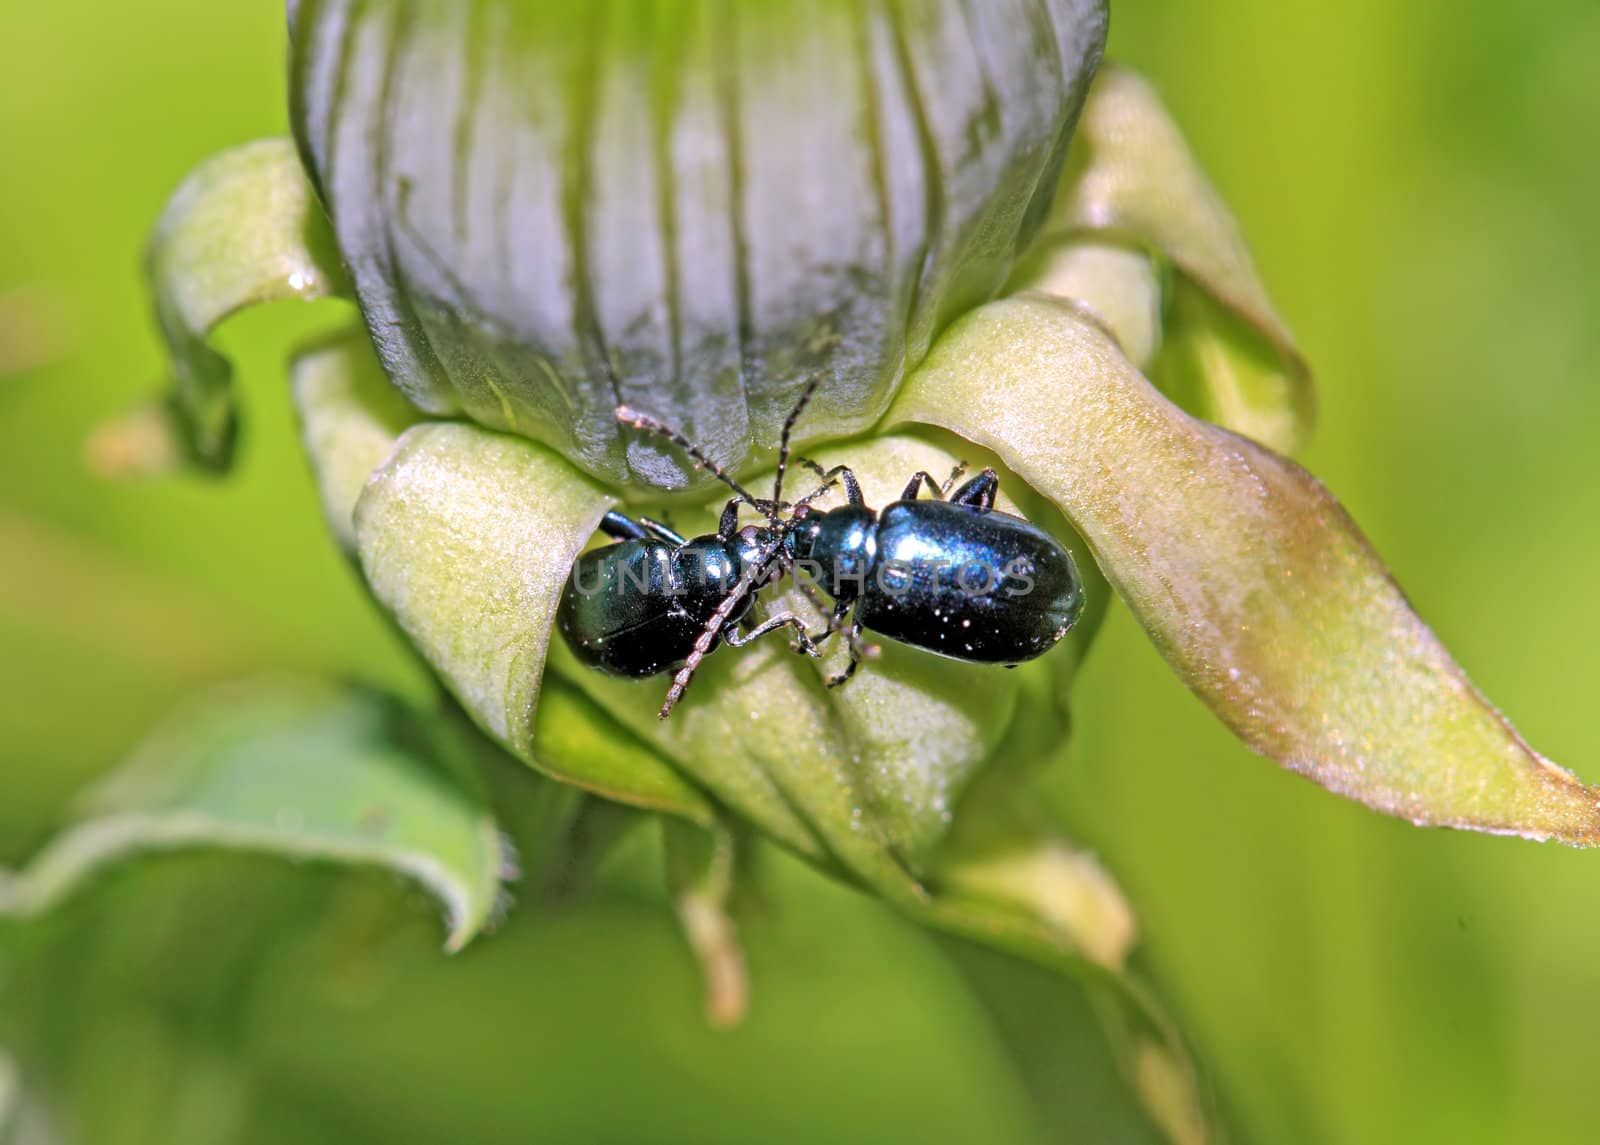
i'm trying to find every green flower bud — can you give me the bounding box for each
[287,0,1107,489]
[111,2,1600,971]
[67,9,1600,1142]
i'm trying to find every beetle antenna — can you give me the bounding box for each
[789,480,839,510]
[772,375,823,508]
[615,406,781,524]
[658,525,794,719]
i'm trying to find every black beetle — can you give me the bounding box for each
[557,380,1085,717]
[557,379,841,718]
[557,502,812,677]
[786,462,1085,685]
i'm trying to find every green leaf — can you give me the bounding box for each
[107,138,350,475]
[520,790,653,902]
[288,0,1108,490]
[894,294,1600,844]
[0,680,508,951]
[920,678,1209,1140]
[912,884,1213,1145]
[1037,65,1312,453]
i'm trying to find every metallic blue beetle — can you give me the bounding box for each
[786,462,1084,685]
[557,383,838,718]
[556,381,1085,717]
[557,500,814,680]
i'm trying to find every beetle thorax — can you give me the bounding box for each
[789,506,877,603]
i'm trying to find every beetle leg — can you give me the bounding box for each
[724,612,823,658]
[898,471,944,501]
[948,468,1000,511]
[898,462,969,502]
[639,516,690,547]
[796,459,864,507]
[659,530,790,719]
[789,570,840,626]
[826,653,860,688]
[715,498,742,539]
[817,598,878,689]
[825,618,876,688]
[598,509,653,542]
[778,573,880,682]
[838,603,879,669]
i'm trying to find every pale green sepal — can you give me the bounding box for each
[143,138,351,472]
[1047,65,1311,451]
[894,295,1600,844]
[1009,240,1164,369]
[938,830,1137,973]
[352,422,715,821]
[290,326,421,552]
[932,672,1136,971]
[1150,278,1309,460]
[290,332,713,827]
[354,422,615,755]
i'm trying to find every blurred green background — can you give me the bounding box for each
[4,3,1600,1143]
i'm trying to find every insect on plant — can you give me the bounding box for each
[557,379,1087,718]
[556,378,852,718]
[784,460,1086,685]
